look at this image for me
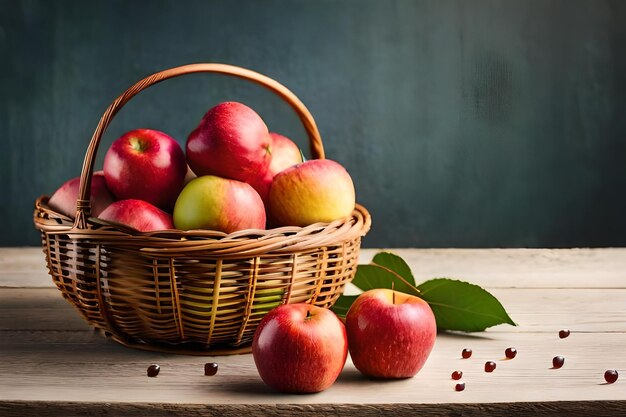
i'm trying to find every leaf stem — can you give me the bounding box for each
[370,264,421,295]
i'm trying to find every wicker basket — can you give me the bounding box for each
[33,63,371,355]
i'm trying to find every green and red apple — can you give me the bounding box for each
[173,175,265,233]
[269,159,355,226]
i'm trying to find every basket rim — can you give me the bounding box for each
[34,196,371,256]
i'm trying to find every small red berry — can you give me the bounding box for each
[455,382,465,391]
[451,370,463,380]
[552,356,565,369]
[505,347,517,359]
[559,329,570,339]
[204,362,219,376]
[147,364,160,377]
[604,370,618,384]
[485,361,496,372]
[461,348,472,359]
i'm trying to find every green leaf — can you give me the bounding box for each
[352,264,420,296]
[417,278,517,332]
[371,252,416,286]
[330,294,359,318]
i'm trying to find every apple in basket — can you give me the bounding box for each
[98,199,174,232]
[268,159,356,226]
[103,129,187,210]
[186,101,272,184]
[248,132,303,205]
[252,303,348,393]
[173,175,265,233]
[48,171,116,218]
[345,289,437,379]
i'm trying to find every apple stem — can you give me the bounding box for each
[392,282,396,304]
[306,309,312,320]
[129,137,145,152]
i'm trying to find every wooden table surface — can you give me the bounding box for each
[1,248,625,416]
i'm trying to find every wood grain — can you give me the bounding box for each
[1,248,625,415]
[2,287,626,333]
[4,247,626,288]
[2,327,626,405]
[359,248,626,289]
[0,248,48,287]
[1,401,626,417]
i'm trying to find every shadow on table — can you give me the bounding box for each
[212,379,279,396]
[209,367,400,396]
[438,331,496,340]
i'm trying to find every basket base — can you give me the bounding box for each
[106,332,252,356]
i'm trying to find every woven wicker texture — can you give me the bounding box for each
[33,64,371,355]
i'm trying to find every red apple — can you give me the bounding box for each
[268,132,303,172]
[252,304,348,393]
[103,129,187,210]
[346,289,437,379]
[173,175,265,233]
[98,199,174,232]
[268,159,355,227]
[186,102,272,183]
[249,132,302,204]
[48,171,116,218]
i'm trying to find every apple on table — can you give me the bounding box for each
[345,289,437,379]
[252,303,348,393]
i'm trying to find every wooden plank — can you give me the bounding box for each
[360,248,626,289]
[0,247,50,287]
[3,247,626,289]
[1,287,625,408]
[2,288,625,333]
[488,288,626,333]
[1,401,625,417]
[2,248,625,415]
[1,330,625,405]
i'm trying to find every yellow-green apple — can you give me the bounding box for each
[346,289,437,379]
[173,175,265,233]
[48,171,116,218]
[103,129,186,210]
[186,102,272,183]
[98,199,174,232]
[252,304,348,393]
[249,132,302,205]
[268,159,355,226]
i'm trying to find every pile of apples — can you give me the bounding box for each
[48,101,356,233]
[252,288,437,393]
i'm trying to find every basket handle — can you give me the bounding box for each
[74,63,325,228]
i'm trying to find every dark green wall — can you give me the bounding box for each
[2,0,626,247]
